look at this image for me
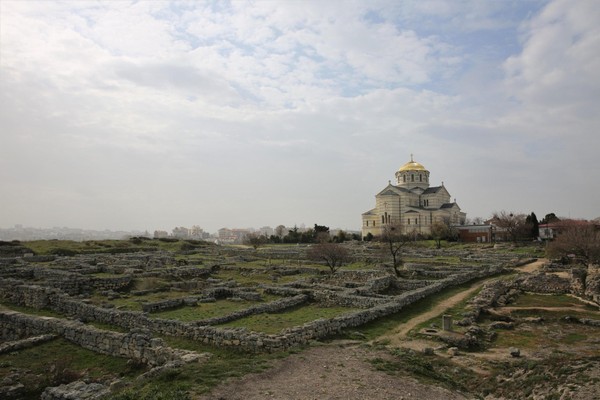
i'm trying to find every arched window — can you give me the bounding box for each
[382,215,385,224]
[419,174,422,182]
[411,174,414,182]
[403,175,406,182]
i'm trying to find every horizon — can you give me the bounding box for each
[1,1,599,234]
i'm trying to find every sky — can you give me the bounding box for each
[1,0,599,234]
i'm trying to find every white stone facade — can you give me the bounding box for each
[362,156,466,238]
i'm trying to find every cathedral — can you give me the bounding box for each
[362,155,466,238]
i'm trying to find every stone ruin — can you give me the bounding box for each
[0,244,537,397]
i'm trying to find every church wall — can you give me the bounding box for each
[362,158,466,239]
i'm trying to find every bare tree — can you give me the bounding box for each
[547,220,600,266]
[430,220,451,249]
[306,242,350,275]
[244,233,268,250]
[467,216,484,225]
[275,225,286,238]
[491,211,532,242]
[380,223,410,276]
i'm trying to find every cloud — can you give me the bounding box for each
[504,0,600,119]
[1,0,599,232]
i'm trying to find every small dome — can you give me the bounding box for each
[398,155,427,172]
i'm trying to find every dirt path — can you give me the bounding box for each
[196,344,467,400]
[516,258,547,273]
[376,282,483,347]
[197,259,548,400]
[375,258,548,345]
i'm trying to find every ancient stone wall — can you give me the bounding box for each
[0,262,506,353]
[193,294,309,325]
[0,311,200,367]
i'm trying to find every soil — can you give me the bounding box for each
[196,343,467,400]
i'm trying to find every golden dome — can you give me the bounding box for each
[398,155,427,172]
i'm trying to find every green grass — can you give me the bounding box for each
[511,293,595,309]
[337,276,493,341]
[0,338,145,399]
[218,303,358,333]
[212,270,312,285]
[492,320,597,350]
[22,238,212,255]
[0,302,65,318]
[148,296,278,322]
[89,290,193,311]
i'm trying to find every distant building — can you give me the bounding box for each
[456,224,493,243]
[362,155,466,238]
[172,227,190,238]
[258,226,274,237]
[218,228,250,244]
[153,230,169,239]
[538,224,556,240]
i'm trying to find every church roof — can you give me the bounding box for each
[362,208,376,215]
[376,184,409,197]
[440,203,456,209]
[423,186,443,194]
[398,155,427,172]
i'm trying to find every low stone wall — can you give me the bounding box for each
[518,273,571,294]
[462,270,596,325]
[0,311,202,367]
[194,294,309,325]
[0,334,56,354]
[27,269,133,296]
[41,381,110,400]
[312,290,390,308]
[142,298,188,313]
[0,262,507,353]
[159,266,212,280]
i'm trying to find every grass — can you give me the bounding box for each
[336,276,492,341]
[511,293,596,309]
[22,238,212,255]
[141,336,294,396]
[411,288,481,335]
[218,303,358,333]
[212,270,312,286]
[88,290,192,311]
[0,302,65,318]
[0,338,145,399]
[370,347,472,392]
[149,296,279,322]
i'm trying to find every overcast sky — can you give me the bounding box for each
[1,0,598,234]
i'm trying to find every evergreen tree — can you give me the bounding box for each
[527,212,540,238]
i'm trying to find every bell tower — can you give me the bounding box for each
[395,154,430,190]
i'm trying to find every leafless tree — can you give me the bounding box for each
[244,233,268,250]
[430,220,451,249]
[547,220,600,266]
[467,216,484,225]
[491,211,532,242]
[306,242,350,275]
[275,225,286,238]
[380,223,410,276]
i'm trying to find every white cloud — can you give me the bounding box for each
[1,0,599,232]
